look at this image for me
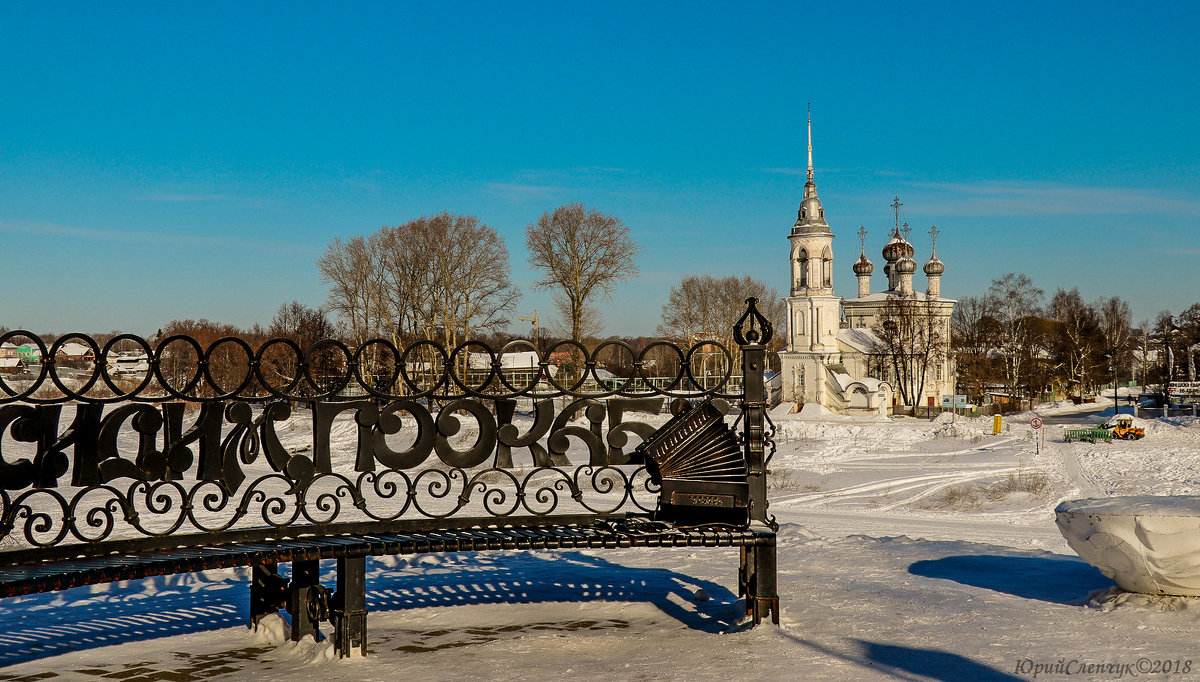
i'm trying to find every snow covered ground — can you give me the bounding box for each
[4,401,1200,680]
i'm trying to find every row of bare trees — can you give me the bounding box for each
[948,271,1191,407]
[318,205,641,359]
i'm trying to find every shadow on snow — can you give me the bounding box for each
[0,550,739,667]
[908,553,1112,604]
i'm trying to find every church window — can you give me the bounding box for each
[822,247,833,287]
[797,249,808,287]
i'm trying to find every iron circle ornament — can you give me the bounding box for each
[0,330,50,402]
[200,336,258,400]
[539,339,592,395]
[351,338,403,401]
[96,333,156,401]
[683,339,734,395]
[300,338,353,400]
[152,334,207,400]
[398,339,451,397]
[493,338,543,396]
[43,333,103,402]
[251,337,306,400]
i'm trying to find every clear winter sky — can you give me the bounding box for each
[2,2,1198,338]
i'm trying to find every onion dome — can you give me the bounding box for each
[895,256,916,275]
[882,234,914,263]
[923,255,945,276]
[853,253,874,275]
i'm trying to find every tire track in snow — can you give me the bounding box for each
[774,467,1026,511]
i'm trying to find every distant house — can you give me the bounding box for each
[0,342,41,371]
[56,342,95,362]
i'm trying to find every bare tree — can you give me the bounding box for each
[317,236,385,347]
[872,294,946,409]
[986,273,1044,406]
[1097,295,1134,387]
[375,213,519,349]
[525,203,639,345]
[658,274,785,365]
[1049,288,1100,398]
[951,295,1001,402]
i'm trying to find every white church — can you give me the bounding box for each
[778,113,956,416]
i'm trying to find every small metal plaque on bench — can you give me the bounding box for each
[670,492,736,508]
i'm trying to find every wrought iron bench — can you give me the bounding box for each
[0,300,779,659]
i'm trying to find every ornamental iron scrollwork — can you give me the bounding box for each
[0,300,773,549]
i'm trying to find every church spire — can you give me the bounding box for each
[792,105,828,234]
[806,103,814,182]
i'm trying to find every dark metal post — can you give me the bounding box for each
[250,562,287,628]
[333,556,367,657]
[287,559,322,642]
[752,538,780,625]
[743,343,768,525]
[734,298,773,527]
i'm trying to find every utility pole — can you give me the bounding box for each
[519,311,540,352]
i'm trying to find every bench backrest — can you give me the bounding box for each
[0,300,776,560]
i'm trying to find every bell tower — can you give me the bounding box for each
[781,106,843,405]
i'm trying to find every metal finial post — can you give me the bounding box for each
[900,221,912,241]
[928,225,940,255]
[857,225,868,255]
[890,196,903,234]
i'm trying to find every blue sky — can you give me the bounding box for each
[2,2,1198,337]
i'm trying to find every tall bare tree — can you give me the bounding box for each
[317,236,385,347]
[525,203,640,345]
[986,272,1044,405]
[1049,288,1100,398]
[951,295,1001,402]
[375,213,519,349]
[1097,295,1134,385]
[872,294,946,408]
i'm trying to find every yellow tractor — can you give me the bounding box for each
[1103,415,1145,440]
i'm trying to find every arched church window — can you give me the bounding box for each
[822,247,832,287]
[797,249,808,286]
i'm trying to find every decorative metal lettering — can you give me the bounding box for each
[0,301,774,550]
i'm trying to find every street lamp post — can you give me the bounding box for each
[1112,358,1119,416]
